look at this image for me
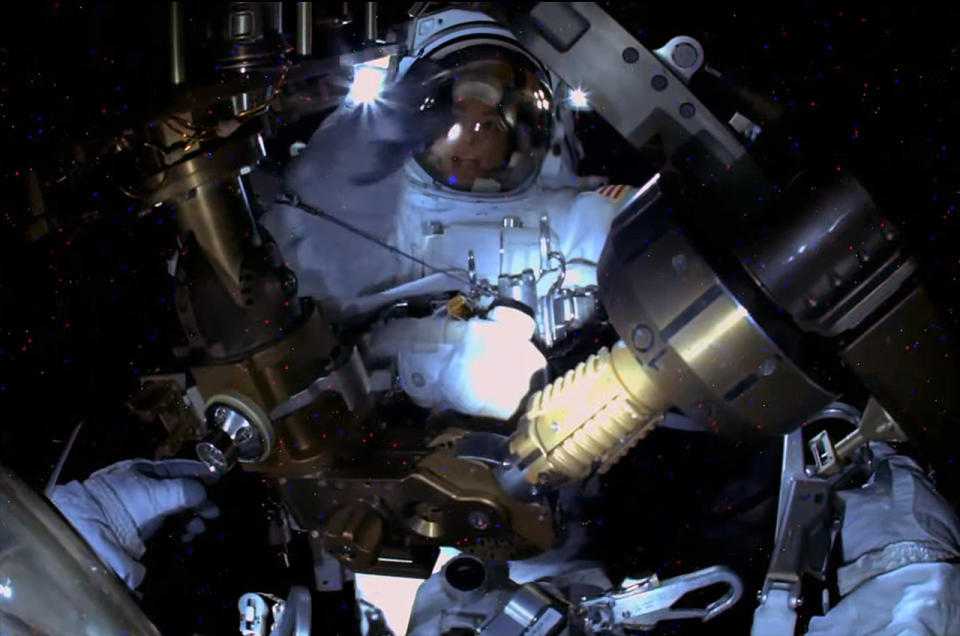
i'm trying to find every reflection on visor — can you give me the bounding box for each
[429,97,511,190]
[412,46,554,194]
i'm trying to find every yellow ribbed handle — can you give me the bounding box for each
[508,342,668,486]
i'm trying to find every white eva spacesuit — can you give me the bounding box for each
[261,8,633,420]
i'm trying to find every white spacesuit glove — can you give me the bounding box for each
[51,459,219,589]
[806,444,960,635]
[368,305,547,420]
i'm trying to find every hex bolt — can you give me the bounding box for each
[622,47,640,63]
[679,102,696,119]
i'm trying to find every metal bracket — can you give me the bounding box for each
[809,397,906,476]
[268,345,371,420]
[753,429,866,635]
[652,36,705,83]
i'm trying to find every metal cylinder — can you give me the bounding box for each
[736,176,905,336]
[175,177,257,288]
[267,2,284,33]
[195,402,267,474]
[504,342,669,492]
[295,2,313,56]
[170,2,186,86]
[597,191,837,436]
[364,2,378,42]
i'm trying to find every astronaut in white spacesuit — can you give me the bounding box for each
[3,8,957,636]
[260,8,631,421]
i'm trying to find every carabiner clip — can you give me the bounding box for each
[580,565,744,632]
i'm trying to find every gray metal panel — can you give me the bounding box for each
[518,3,746,163]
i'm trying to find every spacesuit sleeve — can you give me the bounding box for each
[805,445,960,635]
[259,109,411,301]
[549,185,635,288]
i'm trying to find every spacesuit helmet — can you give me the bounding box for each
[408,42,554,194]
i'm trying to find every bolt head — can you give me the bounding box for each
[631,324,655,352]
[468,510,491,530]
[672,42,699,68]
[671,253,688,274]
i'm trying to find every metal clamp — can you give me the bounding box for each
[578,566,743,632]
[753,427,868,635]
[809,398,906,476]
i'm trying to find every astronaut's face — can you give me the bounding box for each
[428,98,510,189]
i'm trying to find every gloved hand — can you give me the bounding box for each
[345,59,452,185]
[51,459,219,589]
[437,306,547,419]
[806,444,960,635]
[370,305,547,419]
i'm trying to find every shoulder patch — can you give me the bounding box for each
[595,184,630,200]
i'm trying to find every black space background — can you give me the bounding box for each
[1,2,959,635]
